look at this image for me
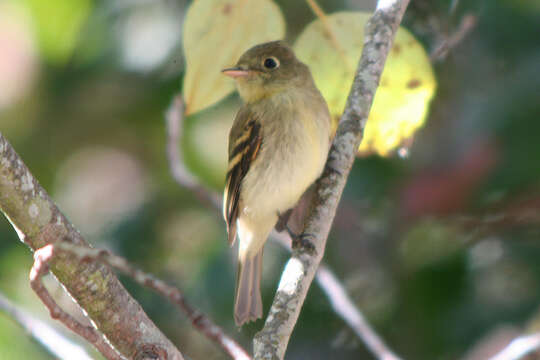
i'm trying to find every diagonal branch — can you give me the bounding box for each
[30,245,124,360]
[315,266,402,360]
[430,14,476,61]
[253,1,411,359]
[0,132,184,360]
[0,290,94,360]
[305,0,353,72]
[50,241,251,360]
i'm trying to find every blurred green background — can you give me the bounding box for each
[1,0,540,359]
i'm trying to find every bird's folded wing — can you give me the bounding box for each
[223,113,262,245]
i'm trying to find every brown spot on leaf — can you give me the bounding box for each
[392,44,401,54]
[222,3,232,14]
[407,79,421,89]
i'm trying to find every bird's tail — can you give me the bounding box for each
[234,250,263,326]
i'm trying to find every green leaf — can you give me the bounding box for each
[23,0,93,64]
[294,11,436,156]
[182,0,285,115]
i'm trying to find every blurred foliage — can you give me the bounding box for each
[23,0,93,64]
[0,316,53,360]
[1,0,540,359]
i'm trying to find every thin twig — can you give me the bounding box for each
[253,1,411,359]
[0,291,94,360]
[449,0,460,15]
[51,241,251,360]
[165,95,222,209]
[305,0,353,72]
[316,266,402,360]
[488,333,540,360]
[430,14,476,61]
[29,245,124,360]
[165,94,401,359]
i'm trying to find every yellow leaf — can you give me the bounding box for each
[182,0,285,115]
[294,11,436,156]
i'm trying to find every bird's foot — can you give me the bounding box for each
[287,228,316,254]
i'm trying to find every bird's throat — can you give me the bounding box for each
[237,79,290,104]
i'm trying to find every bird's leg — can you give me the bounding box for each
[277,214,316,254]
[275,209,293,232]
[291,232,316,254]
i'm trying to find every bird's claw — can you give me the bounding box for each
[291,232,316,254]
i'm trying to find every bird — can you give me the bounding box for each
[222,41,331,326]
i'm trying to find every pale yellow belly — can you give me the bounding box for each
[240,116,327,222]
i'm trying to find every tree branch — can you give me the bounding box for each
[0,290,94,360]
[30,245,123,360]
[253,1,411,358]
[49,241,251,360]
[0,132,184,360]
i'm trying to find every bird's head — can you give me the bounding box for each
[222,41,311,103]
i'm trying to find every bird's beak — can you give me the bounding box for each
[222,67,249,78]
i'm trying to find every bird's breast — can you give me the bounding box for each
[240,93,330,219]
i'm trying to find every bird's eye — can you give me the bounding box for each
[263,57,279,69]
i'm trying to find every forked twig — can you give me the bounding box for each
[50,241,251,360]
[30,245,124,360]
[0,132,184,360]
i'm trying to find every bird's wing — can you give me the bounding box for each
[223,108,263,245]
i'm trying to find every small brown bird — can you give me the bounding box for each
[222,41,331,326]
